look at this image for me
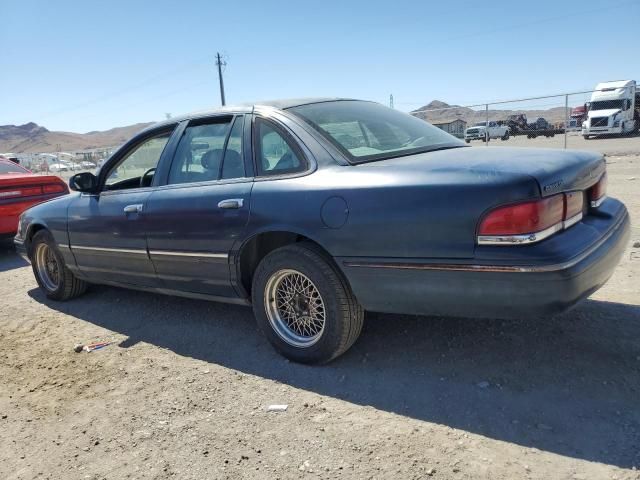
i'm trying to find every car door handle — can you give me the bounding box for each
[123,204,143,214]
[217,198,244,209]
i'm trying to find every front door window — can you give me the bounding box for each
[105,132,172,190]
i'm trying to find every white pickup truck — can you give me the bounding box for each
[464,121,510,143]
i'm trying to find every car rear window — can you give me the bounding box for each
[0,162,28,174]
[288,100,464,163]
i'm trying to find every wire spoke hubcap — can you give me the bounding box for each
[35,243,60,291]
[265,269,326,347]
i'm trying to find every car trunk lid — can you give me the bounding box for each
[363,146,605,196]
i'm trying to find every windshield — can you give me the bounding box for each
[590,99,624,111]
[288,101,464,163]
[474,122,487,127]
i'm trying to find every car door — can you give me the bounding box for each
[67,125,178,287]
[144,115,252,297]
[488,121,497,138]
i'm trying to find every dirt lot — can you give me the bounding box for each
[1,148,639,480]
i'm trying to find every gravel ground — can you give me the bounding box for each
[1,152,639,480]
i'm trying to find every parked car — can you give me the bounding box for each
[464,121,510,142]
[48,163,69,173]
[80,161,97,169]
[14,99,629,363]
[0,158,68,240]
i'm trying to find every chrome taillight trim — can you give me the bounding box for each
[563,212,583,229]
[477,222,563,246]
[591,195,606,208]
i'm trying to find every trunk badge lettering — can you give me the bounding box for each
[543,179,563,193]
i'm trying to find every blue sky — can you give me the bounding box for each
[1,0,638,132]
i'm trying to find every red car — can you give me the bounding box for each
[0,157,69,240]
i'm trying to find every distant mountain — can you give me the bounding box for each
[413,100,568,126]
[0,122,154,154]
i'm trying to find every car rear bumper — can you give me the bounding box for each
[338,198,630,319]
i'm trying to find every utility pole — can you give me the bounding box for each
[215,52,226,106]
[389,94,394,109]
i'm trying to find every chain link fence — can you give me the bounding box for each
[411,82,640,156]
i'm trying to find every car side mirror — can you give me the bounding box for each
[69,172,98,193]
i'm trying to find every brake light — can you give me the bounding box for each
[43,183,67,194]
[479,194,564,237]
[589,173,607,208]
[0,190,22,199]
[0,187,41,199]
[20,187,43,196]
[478,192,585,245]
[0,182,67,200]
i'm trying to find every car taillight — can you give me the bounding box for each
[589,173,607,208]
[478,191,585,245]
[0,182,67,200]
[0,190,23,199]
[43,183,67,194]
[479,194,564,237]
[0,187,42,199]
[563,191,584,228]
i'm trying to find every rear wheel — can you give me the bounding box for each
[31,230,87,300]
[501,132,509,141]
[465,139,470,144]
[252,243,364,364]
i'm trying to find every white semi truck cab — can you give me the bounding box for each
[582,80,638,138]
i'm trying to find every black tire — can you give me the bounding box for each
[501,132,509,141]
[30,230,88,301]
[465,139,470,144]
[252,243,364,364]
[583,135,591,140]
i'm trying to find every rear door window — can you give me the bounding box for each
[167,115,247,185]
[255,118,305,176]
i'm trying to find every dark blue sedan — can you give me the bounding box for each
[14,99,630,363]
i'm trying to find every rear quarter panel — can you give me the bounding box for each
[246,165,540,259]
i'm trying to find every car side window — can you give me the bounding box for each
[255,119,305,176]
[168,116,246,184]
[168,119,232,185]
[104,131,172,190]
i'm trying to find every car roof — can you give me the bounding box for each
[147,97,358,131]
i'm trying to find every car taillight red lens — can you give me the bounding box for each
[589,173,607,208]
[0,182,67,200]
[478,191,586,245]
[0,190,23,199]
[0,187,41,198]
[479,194,564,236]
[43,183,66,194]
[21,187,43,196]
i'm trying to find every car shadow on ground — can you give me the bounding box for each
[29,284,640,469]
[0,244,28,272]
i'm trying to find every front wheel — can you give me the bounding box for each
[252,243,364,364]
[31,230,88,300]
[465,139,470,144]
